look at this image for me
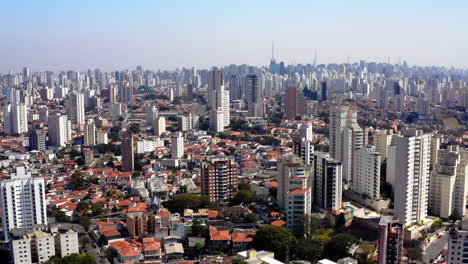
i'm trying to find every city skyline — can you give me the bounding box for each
[2,0,468,72]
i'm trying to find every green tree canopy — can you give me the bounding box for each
[252,226,296,262]
[230,190,256,205]
[324,234,358,260]
[295,238,326,262]
[162,194,215,214]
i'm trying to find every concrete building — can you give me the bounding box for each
[122,132,134,172]
[84,119,96,146]
[448,218,468,264]
[136,138,163,154]
[3,102,28,134]
[153,116,166,136]
[373,129,393,162]
[110,102,122,119]
[201,157,238,203]
[127,212,156,238]
[57,229,79,258]
[48,113,71,147]
[313,153,343,211]
[377,216,404,264]
[353,145,381,199]
[284,81,298,120]
[66,91,85,125]
[146,105,158,126]
[429,145,468,219]
[171,132,184,159]
[0,167,47,241]
[28,129,46,151]
[276,154,311,209]
[393,128,431,226]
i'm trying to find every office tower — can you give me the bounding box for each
[28,129,46,151]
[23,66,29,78]
[245,74,262,116]
[177,115,191,131]
[122,132,134,172]
[48,113,71,147]
[329,105,367,184]
[126,212,155,238]
[229,74,242,101]
[201,157,238,203]
[119,81,133,103]
[313,153,343,211]
[429,145,468,219]
[374,129,394,162]
[284,81,298,120]
[0,167,47,241]
[393,128,431,226]
[66,91,85,125]
[378,216,404,264]
[3,102,28,134]
[448,219,468,264]
[110,102,122,119]
[186,84,194,101]
[154,116,166,136]
[353,145,381,199]
[171,132,184,159]
[84,119,96,146]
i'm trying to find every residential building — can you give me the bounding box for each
[48,113,71,147]
[153,116,166,136]
[122,132,134,172]
[374,129,393,162]
[201,157,238,203]
[353,145,381,199]
[377,216,404,264]
[126,212,156,238]
[28,129,46,151]
[3,102,28,134]
[313,153,343,211]
[284,81,298,120]
[66,91,85,125]
[0,167,47,241]
[393,128,431,226]
[171,132,184,159]
[84,119,96,146]
[110,102,122,119]
[429,145,468,218]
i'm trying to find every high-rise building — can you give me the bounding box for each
[0,167,47,241]
[229,74,242,101]
[127,212,155,238]
[329,105,367,184]
[208,70,224,109]
[122,132,134,172]
[313,153,343,211]
[201,157,238,203]
[448,218,468,264]
[245,74,262,116]
[119,81,133,103]
[353,145,381,199]
[171,132,184,159]
[293,139,314,165]
[299,123,313,141]
[28,129,46,151]
[154,116,166,136]
[284,81,298,120]
[374,129,394,162]
[186,83,194,101]
[276,154,312,230]
[377,216,404,264]
[145,105,158,126]
[429,145,468,219]
[177,115,191,131]
[3,102,28,134]
[66,91,85,125]
[110,102,122,120]
[208,71,230,132]
[84,119,96,146]
[393,128,431,226]
[48,113,71,147]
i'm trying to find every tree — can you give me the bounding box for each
[294,214,321,238]
[162,194,215,213]
[128,123,140,134]
[230,190,256,205]
[324,234,358,260]
[238,182,251,191]
[449,210,462,221]
[76,202,90,213]
[71,171,86,189]
[406,247,422,261]
[245,213,258,223]
[295,238,325,262]
[79,215,91,231]
[252,226,296,262]
[55,211,70,223]
[91,203,104,216]
[44,253,96,264]
[232,258,248,264]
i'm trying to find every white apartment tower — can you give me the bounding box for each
[353,145,381,199]
[276,154,311,210]
[66,91,85,125]
[171,132,184,159]
[448,219,468,264]
[48,113,72,147]
[429,145,468,219]
[373,129,394,162]
[393,128,431,226]
[3,102,28,134]
[153,116,166,136]
[208,70,229,132]
[110,102,122,120]
[0,167,47,241]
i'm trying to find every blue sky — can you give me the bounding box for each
[2,0,468,72]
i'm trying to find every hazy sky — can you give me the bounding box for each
[2,0,468,72]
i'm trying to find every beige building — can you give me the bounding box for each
[373,129,393,162]
[153,116,166,136]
